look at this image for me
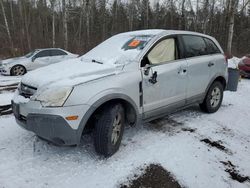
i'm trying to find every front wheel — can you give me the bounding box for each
[94,103,125,157]
[10,65,26,76]
[200,81,224,113]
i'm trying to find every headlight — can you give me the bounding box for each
[1,64,7,68]
[31,86,73,107]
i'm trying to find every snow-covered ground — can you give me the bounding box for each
[0,75,21,86]
[0,75,20,106]
[0,77,250,188]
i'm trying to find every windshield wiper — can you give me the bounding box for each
[92,59,103,64]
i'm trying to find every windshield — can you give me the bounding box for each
[25,50,39,58]
[81,34,155,64]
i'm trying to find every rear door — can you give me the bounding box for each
[203,37,226,81]
[50,49,68,64]
[142,36,188,119]
[181,35,211,100]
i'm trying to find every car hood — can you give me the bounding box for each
[21,58,120,88]
[1,56,26,65]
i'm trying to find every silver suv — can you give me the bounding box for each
[12,30,228,157]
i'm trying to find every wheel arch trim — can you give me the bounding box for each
[205,74,227,96]
[75,93,140,144]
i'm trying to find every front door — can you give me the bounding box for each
[141,37,188,119]
[28,50,52,70]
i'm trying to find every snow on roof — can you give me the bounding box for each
[118,29,215,39]
[117,29,165,36]
[34,48,64,51]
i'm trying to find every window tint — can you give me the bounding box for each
[35,50,50,58]
[148,38,176,65]
[182,35,207,58]
[204,38,221,54]
[51,49,67,56]
[25,50,39,58]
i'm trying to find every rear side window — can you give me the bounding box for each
[35,50,50,58]
[51,49,67,56]
[182,35,207,58]
[203,38,221,54]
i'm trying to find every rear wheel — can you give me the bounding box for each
[94,103,125,157]
[10,65,26,76]
[200,81,223,113]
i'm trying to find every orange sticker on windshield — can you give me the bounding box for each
[128,40,141,47]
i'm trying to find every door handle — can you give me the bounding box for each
[208,62,214,67]
[149,71,157,84]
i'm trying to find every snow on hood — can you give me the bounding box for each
[1,56,26,65]
[21,58,118,88]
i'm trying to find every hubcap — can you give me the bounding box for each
[111,113,122,145]
[13,66,25,76]
[210,87,221,108]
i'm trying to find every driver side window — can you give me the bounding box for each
[148,38,176,65]
[35,50,50,59]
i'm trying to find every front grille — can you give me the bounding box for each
[19,83,37,98]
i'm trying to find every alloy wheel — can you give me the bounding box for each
[111,113,122,145]
[13,66,25,76]
[210,87,221,108]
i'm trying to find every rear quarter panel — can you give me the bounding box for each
[209,54,228,84]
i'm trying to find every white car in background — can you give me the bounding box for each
[0,48,78,76]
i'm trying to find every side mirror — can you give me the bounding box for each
[144,64,151,76]
[31,56,36,62]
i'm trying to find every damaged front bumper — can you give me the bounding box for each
[12,100,90,145]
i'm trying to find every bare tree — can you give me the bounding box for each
[202,0,209,33]
[62,0,68,50]
[0,0,13,52]
[227,0,239,55]
[0,0,250,57]
[9,0,15,33]
[179,0,186,30]
[50,0,56,47]
[86,0,90,48]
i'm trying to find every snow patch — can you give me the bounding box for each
[228,57,242,69]
[0,80,250,188]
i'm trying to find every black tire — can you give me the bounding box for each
[94,103,125,157]
[10,65,26,76]
[200,81,224,113]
